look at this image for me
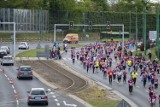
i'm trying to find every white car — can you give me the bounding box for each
[0,46,10,54]
[27,88,49,105]
[18,42,29,49]
[1,56,14,66]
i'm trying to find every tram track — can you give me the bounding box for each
[16,60,88,93]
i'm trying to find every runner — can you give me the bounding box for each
[123,70,127,83]
[131,70,138,86]
[108,69,113,84]
[128,77,134,95]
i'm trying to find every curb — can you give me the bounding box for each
[68,94,93,107]
[33,69,92,107]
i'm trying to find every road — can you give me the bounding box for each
[0,42,86,107]
[62,49,160,107]
[0,64,84,107]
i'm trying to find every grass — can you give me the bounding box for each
[75,86,120,107]
[16,44,84,57]
[133,47,157,62]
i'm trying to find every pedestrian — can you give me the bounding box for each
[117,70,122,84]
[128,77,134,95]
[108,69,113,84]
[131,70,138,86]
[123,70,127,83]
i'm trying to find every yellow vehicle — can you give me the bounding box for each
[63,33,79,43]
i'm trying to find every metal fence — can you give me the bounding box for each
[0,8,49,33]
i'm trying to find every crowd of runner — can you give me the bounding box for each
[69,41,160,107]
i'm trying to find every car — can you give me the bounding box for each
[27,88,48,105]
[0,46,10,54]
[0,50,7,58]
[18,42,29,49]
[1,56,14,66]
[17,66,33,79]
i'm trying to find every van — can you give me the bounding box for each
[63,33,79,43]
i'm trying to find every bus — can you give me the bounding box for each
[100,31,129,42]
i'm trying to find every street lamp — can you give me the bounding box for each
[135,7,138,51]
[156,3,160,59]
[142,0,149,55]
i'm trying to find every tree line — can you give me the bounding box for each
[0,0,159,13]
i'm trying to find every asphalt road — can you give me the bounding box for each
[0,42,86,107]
[62,49,160,107]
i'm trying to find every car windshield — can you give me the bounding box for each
[1,48,6,50]
[4,57,12,60]
[31,90,45,95]
[65,36,72,38]
[20,43,26,45]
[20,67,31,71]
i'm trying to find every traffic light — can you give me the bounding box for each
[69,21,74,29]
[89,21,92,30]
[106,21,111,30]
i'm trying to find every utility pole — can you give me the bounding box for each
[135,7,138,51]
[129,12,132,39]
[156,7,160,59]
[143,7,147,55]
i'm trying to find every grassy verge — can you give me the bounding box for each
[75,86,120,107]
[16,44,84,57]
[133,47,157,62]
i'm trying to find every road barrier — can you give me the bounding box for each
[117,99,131,107]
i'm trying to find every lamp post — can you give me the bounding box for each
[156,6,160,59]
[142,0,148,55]
[135,7,138,51]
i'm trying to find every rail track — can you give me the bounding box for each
[16,60,88,93]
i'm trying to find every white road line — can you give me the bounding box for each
[7,77,10,80]
[52,95,56,98]
[50,92,54,94]
[56,103,60,106]
[12,85,15,89]
[14,90,17,94]
[4,74,7,77]
[54,99,58,102]
[16,100,19,105]
[63,58,67,60]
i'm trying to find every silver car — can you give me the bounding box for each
[27,88,48,105]
[17,66,33,79]
[1,56,14,66]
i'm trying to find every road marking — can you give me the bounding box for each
[57,103,60,106]
[136,86,140,88]
[63,58,67,60]
[12,85,15,89]
[14,90,17,94]
[50,92,54,94]
[63,101,77,107]
[54,99,58,102]
[52,95,56,98]
[7,77,10,80]
[16,100,19,106]
[4,74,7,77]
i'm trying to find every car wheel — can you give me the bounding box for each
[12,63,14,66]
[28,102,31,105]
[45,102,48,105]
[30,77,33,80]
[1,63,3,66]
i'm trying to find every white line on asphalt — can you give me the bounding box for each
[50,92,54,94]
[63,101,77,107]
[16,100,19,106]
[52,95,56,98]
[4,74,7,77]
[63,58,67,60]
[7,77,10,80]
[54,99,58,102]
[12,85,15,89]
[14,90,17,94]
[56,103,60,106]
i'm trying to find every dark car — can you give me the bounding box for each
[17,66,33,79]
[0,50,7,58]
